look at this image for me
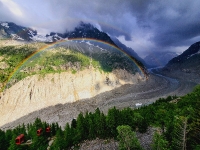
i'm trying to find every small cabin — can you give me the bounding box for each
[15,134,24,145]
[37,128,43,136]
[46,127,51,133]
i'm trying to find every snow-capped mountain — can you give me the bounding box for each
[0,21,116,44]
[0,22,37,41]
[0,21,147,69]
[0,21,64,42]
[167,41,200,65]
[165,41,200,73]
[49,22,116,45]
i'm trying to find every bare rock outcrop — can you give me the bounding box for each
[0,68,143,127]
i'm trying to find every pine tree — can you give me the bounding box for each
[64,123,72,148]
[98,112,107,138]
[171,116,188,150]
[117,125,142,150]
[50,128,65,150]
[93,108,102,137]
[120,108,134,128]
[88,117,95,139]
[76,112,86,141]
[71,118,77,128]
[155,108,167,133]
[5,129,13,149]
[106,107,120,137]
[33,118,43,129]
[0,129,7,150]
[187,91,200,149]
[152,131,168,150]
[51,123,56,136]
[133,112,148,133]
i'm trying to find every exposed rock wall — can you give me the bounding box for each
[0,68,143,127]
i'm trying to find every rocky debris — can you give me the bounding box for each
[1,69,193,132]
[47,137,54,150]
[60,61,82,71]
[160,68,200,84]
[70,128,155,150]
[0,68,198,149]
[0,61,9,69]
[136,127,156,150]
[21,61,83,73]
[76,138,118,150]
[20,65,44,73]
[25,139,32,145]
[0,68,143,127]
[169,97,181,104]
[0,70,197,149]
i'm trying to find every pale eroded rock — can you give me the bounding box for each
[0,68,143,127]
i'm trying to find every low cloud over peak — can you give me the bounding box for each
[0,0,200,57]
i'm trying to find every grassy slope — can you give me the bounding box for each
[0,42,138,90]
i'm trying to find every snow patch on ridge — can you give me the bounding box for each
[1,23,9,28]
[187,48,200,59]
[11,34,24,40]
[30,35,53,42]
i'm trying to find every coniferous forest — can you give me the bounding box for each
[0,85,200,150]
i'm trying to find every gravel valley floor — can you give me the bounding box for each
[1,69,197,130]
[1,69,198,149]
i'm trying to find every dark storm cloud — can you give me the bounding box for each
[45,0,137,39]
[152,21,200,47]
[0,0,200,56]
[127,0,200,47]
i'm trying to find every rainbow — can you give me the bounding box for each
[4,38,146,90]
[66,38,146,75]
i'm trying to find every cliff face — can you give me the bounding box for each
[0,68,143,127]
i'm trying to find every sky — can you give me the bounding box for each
[0,0,200,58]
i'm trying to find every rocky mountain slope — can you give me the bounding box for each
[167,41,200,69]
[0,21,147,69]
[0,21,116,44]
[0,39,145,127]
[160,41,200,83]
[0,21,147,128]
[144,51,178,67]
[0,68,142,127]
[0,22,37,41]
[111,36,149,68]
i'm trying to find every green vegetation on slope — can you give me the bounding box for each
[0,44,43,90]
[11,47,101,82]
[0,43,139,90]
[0,45,102,90]
[1,85,200,149]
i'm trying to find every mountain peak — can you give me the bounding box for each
[167,41,200,65]
[0,21,37,41]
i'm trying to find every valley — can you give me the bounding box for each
[1,1,200,148]
[1,67,197,130]
[0,25,199,149]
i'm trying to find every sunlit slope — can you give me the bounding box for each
[0,40,143,90]
[0,40,145,127]
[0,42,46,90]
